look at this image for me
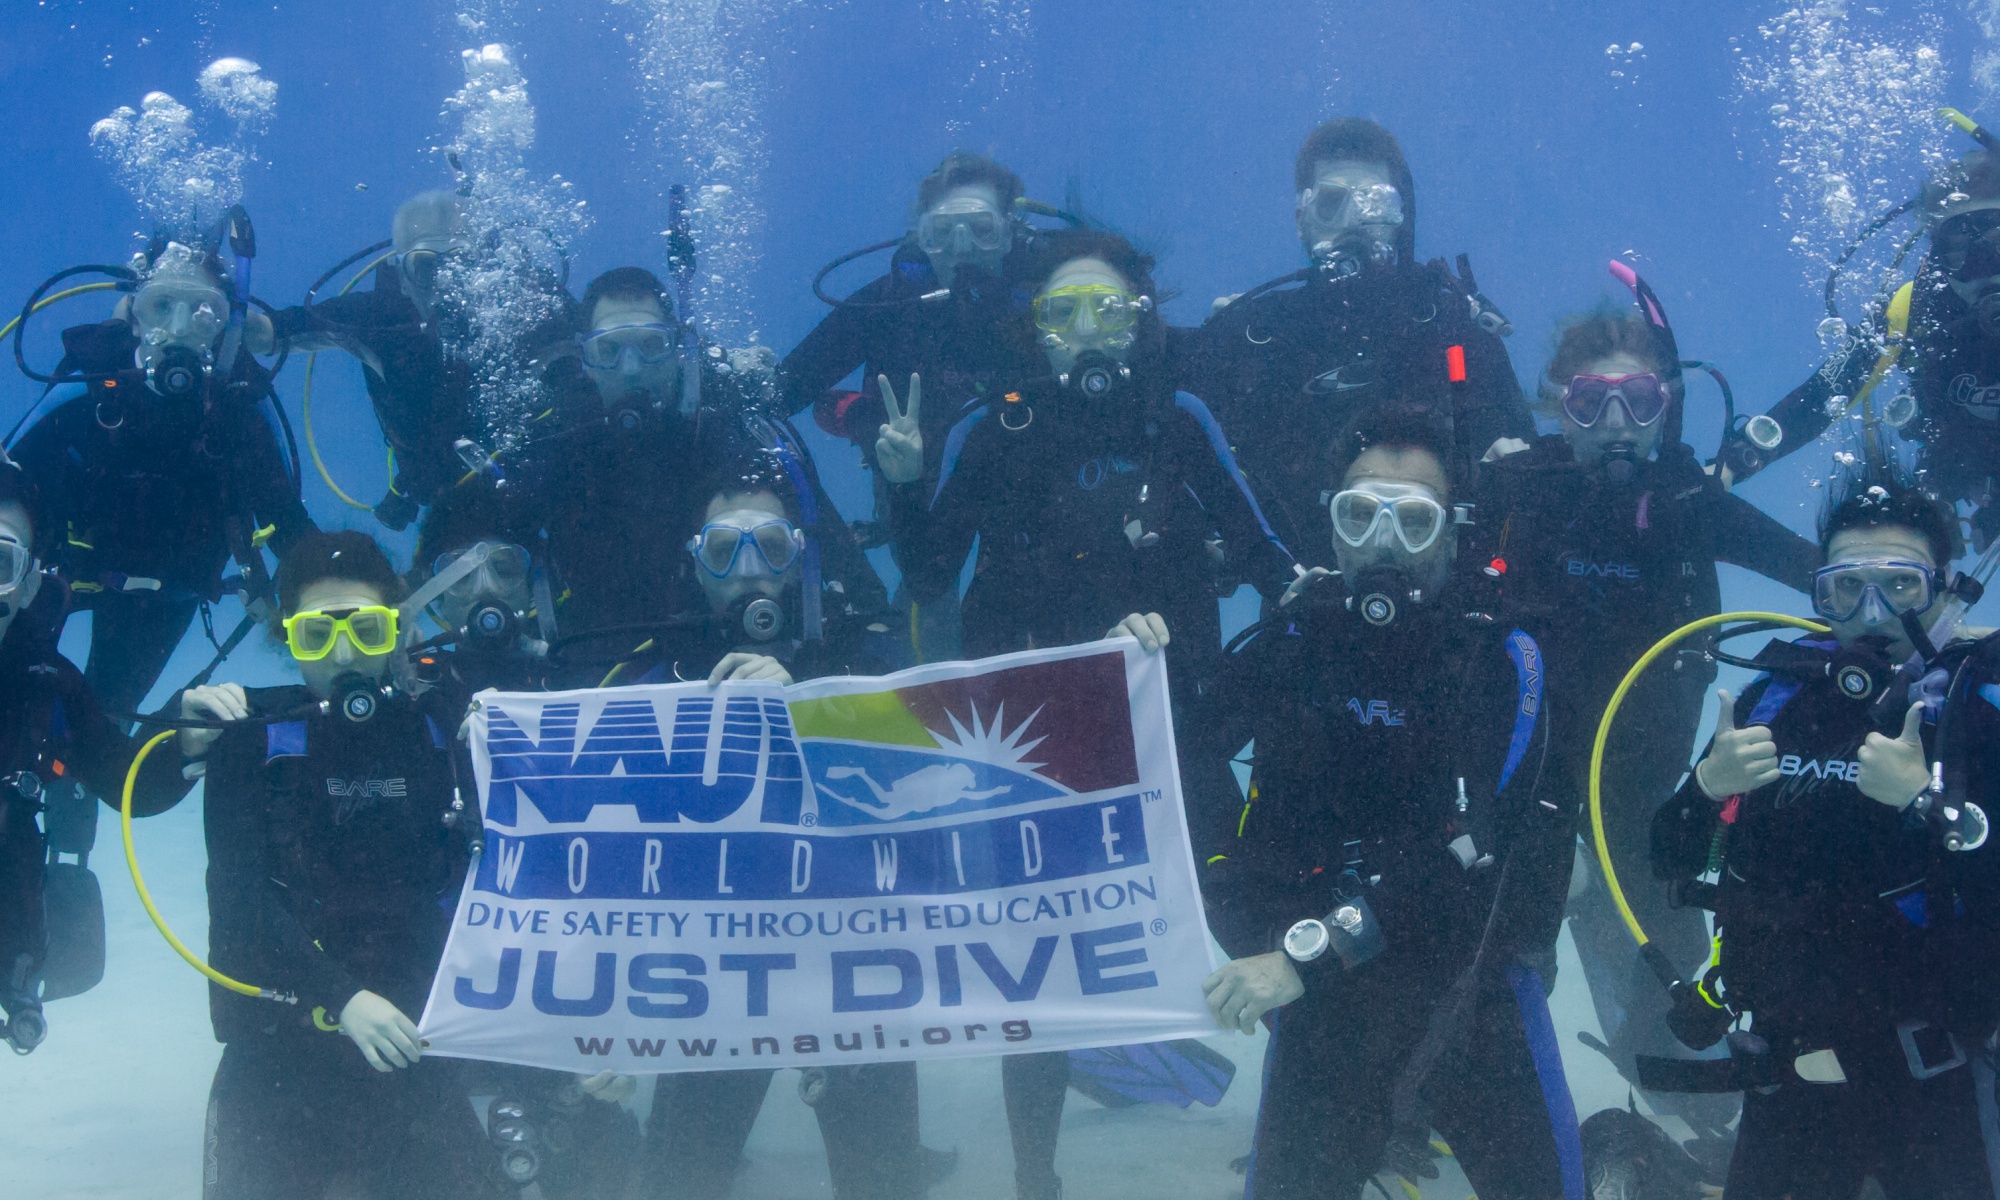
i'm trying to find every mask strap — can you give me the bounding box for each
[1899,606,1940,666]
[531,562,557,647]
[399,542,494,641]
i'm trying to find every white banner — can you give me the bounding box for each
[418,640,1220,1073]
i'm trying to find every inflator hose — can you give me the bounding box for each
[301,250,398,511]
[1588,611,1828,989]
[121,730,303,1007]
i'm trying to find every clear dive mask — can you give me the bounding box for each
[582,323,679,372]
[0,536,34,617]
[915,199,1010,258]
[1811,558,1938,626]
[132,279,229,352]
[1325,482,1447,554]
[1300,182,1404,272]
[427,542,534,634]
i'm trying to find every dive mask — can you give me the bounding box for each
[1811,559,1939,625]
[1298,181,1405,230]
[1324,482,1447,554]
[1559,373,1672,428]
[132,279,229,351]
[582,323,679,371]
[283,605,401,662]
[0,537,34,617]
[690,518,804,579]
[1033,284,1152,336]
[916,199,1010,258]
[428,542,534,634]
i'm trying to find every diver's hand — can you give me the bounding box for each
[576,1069,638,1104]
[1108,612,1170,652]
[1280,566,1334,608]
[339,990,422,1073]
[708,653,793,686]
[875,373,924,485]
[1202,952,1304,1034]
[1481,437,1530,463]
[1694,689,1780,800]
[179,683,250,759]
[1209,293,1243,316]
[1858,703,1931,810]
[243,311,276,357]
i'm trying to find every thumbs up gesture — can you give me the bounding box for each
[1694,688,1782,800]
[874,373,924,485]
[1857,703,1932,810]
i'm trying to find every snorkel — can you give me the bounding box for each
[212,206,255,377]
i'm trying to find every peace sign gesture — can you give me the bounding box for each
[875,373,924,485]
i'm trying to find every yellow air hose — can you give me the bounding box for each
[0,281,122,342]
[1588,612,1828,953]
[300,251,397,511]
[123,729,338,1028]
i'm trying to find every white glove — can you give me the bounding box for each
[1694,688,1781,800]
[1857,703,1931,810]
[1202,952,1304,1034]
[708,653,793,686]
[180,683,250,759]
[1209,293,1243,316]
[874,373,924,485]
[1481,437,1531,463]
[1279,566,1333,608]
[338,990,422,1073]
[1107,612,1169,653]
[576,1069,638,1104]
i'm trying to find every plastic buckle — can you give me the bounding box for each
[1896,1019,1967,1081]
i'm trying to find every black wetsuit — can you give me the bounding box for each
[780,247,1037,478]
[890,376,1292,1200]
[505,354,884,688]
[891,378,1294,695]
[0,611,190,1046]
[780,246,1038,661]
[199,685,502,1200]
[1178,262,1533,556]
[1741,260,2000,539]
[1477,438,1819,1108]
[1652,637,2000,1199]
[1201,595,1575,1200]
[7,321,312,715]
[267,276,476,517]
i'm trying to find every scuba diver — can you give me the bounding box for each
[888,228,1294,703]
[510,266,884,687]
[783,151,1041,471]
[1727,115,2000,545]
[594,454,931,1200]
[7,218,314,717]
[886,228,1291,1200]
[1180,117,1535,556]
[403,497,648,1199]
[1649,471,1999,1199]
[249,190,497,529]
[781,152,1046,659]
[0,451,192,1055]
[1476,267,1820,1167]
[175,529,506,1199]
[1198,406,1578,1200]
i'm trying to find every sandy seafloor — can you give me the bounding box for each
[5,771,1638,1200]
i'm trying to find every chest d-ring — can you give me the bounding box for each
[1000,405,1034,432]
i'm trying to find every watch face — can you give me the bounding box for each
[1284,918,1330,962]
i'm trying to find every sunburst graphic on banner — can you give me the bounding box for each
[928,701,1050,776]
